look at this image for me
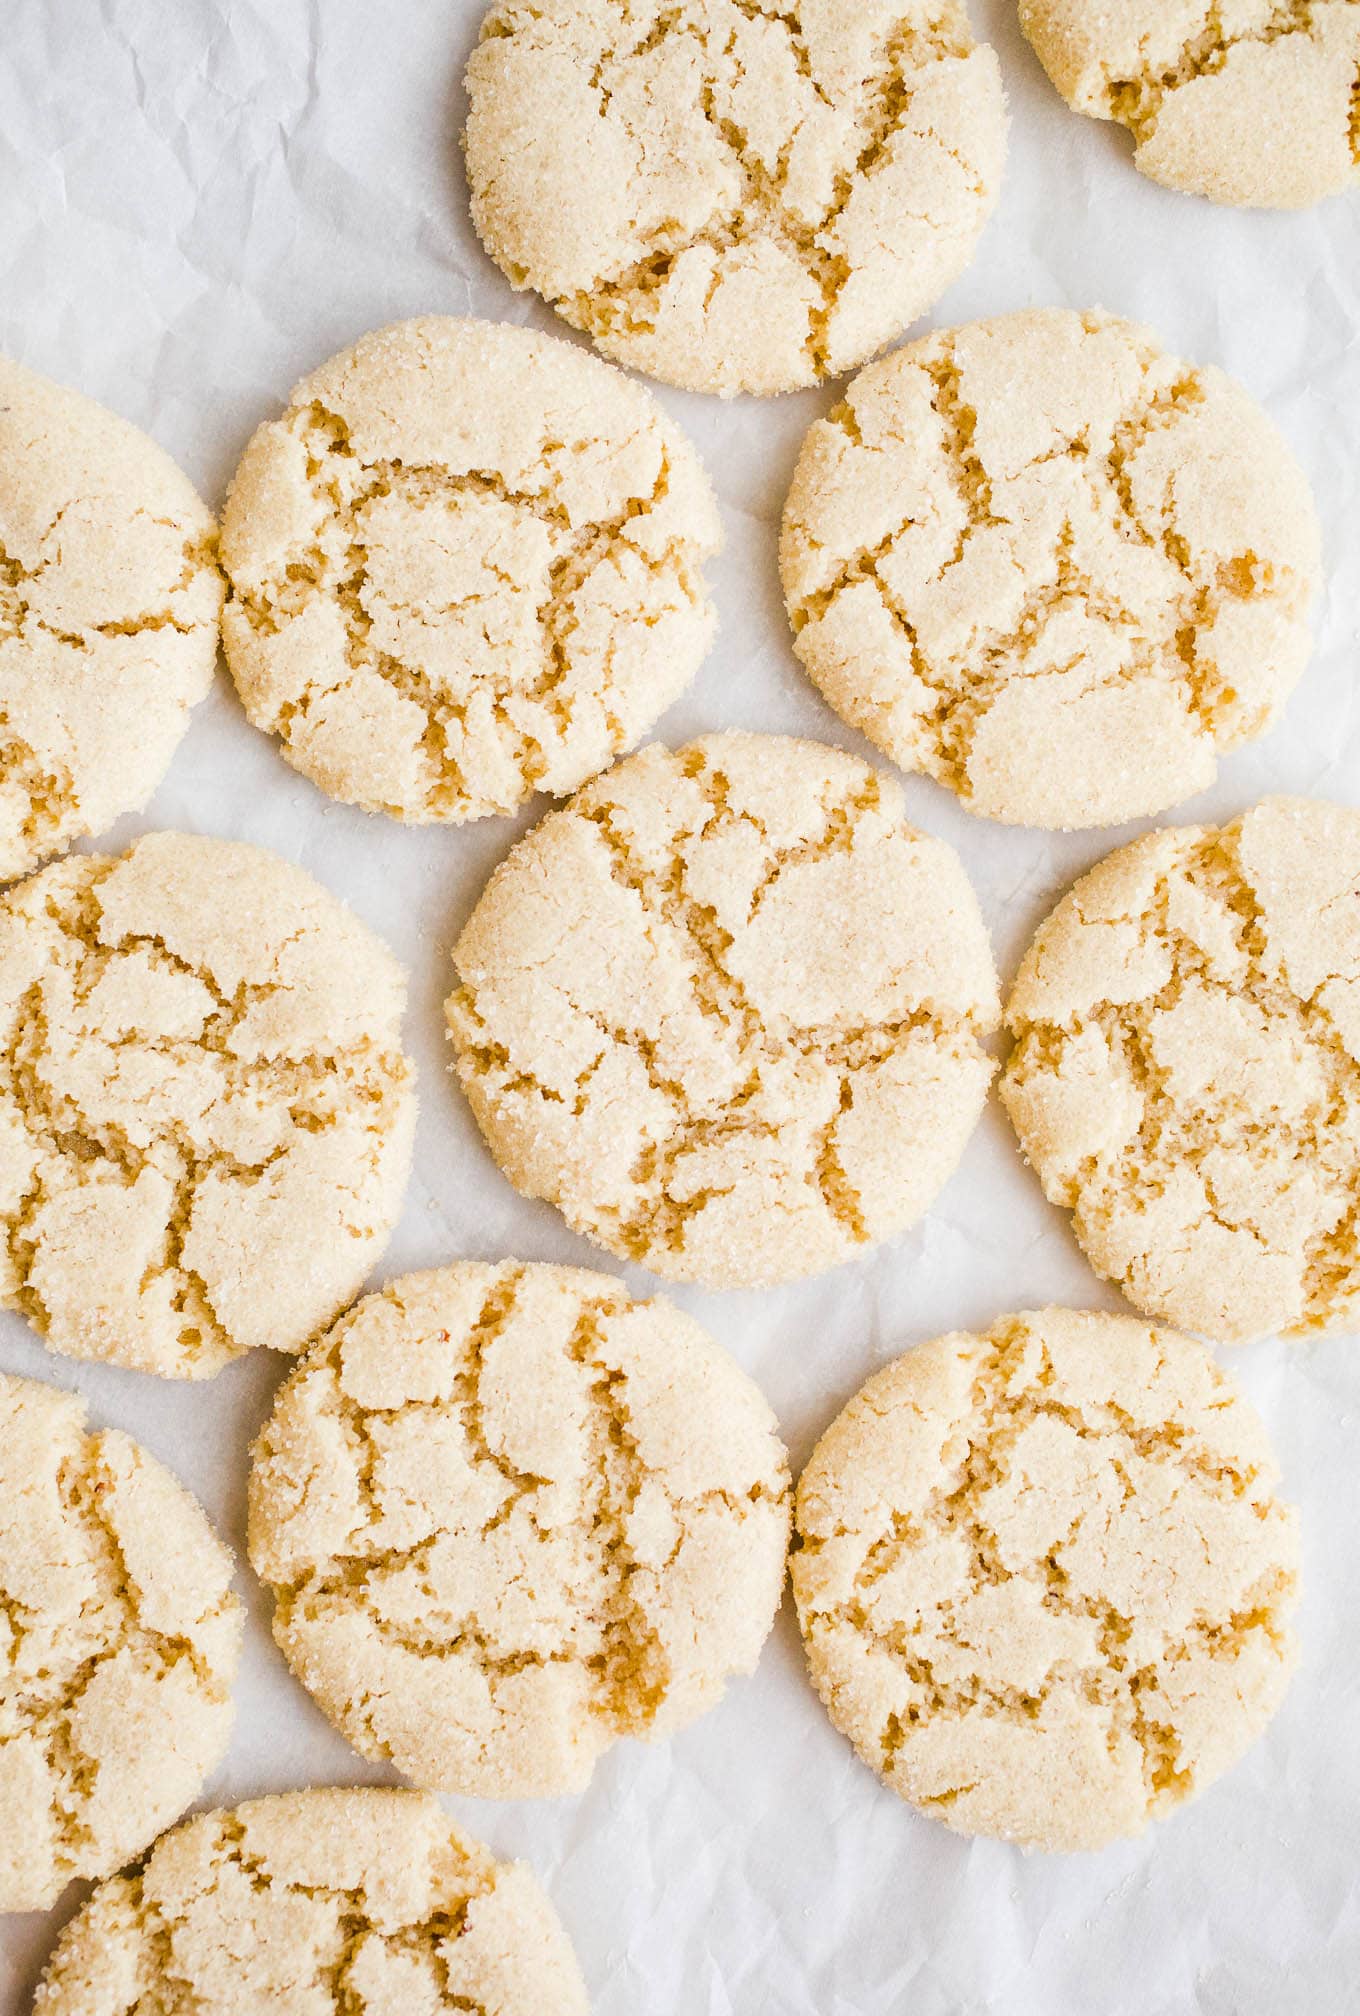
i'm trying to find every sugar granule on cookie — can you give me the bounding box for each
[781,308,1321,830]
[0,1373,242,1912]
[0,831,415,1377]
[1020,0,1360,210]
[791,1308,1299,1852]
[1002,798,1360,1344]
[446,732,1000,1289]
[248,1262,791,1798]
[220,316,720,821]
[464,0,1007,396]
[0,353,223,881]
[33,1788,588,2014]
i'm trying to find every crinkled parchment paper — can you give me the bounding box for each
[0,3,1357,2009]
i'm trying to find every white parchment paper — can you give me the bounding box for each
[1,3,1358,2009]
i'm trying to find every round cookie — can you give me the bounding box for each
[791,1308,1299,1852]
[0,831,415,1378]
[0,354,223,881]
[1002,798,1360,1344]
[33,1788,588,2014]
[446,733,1000,1289]
[463,0,1007,397]
[1020,0,1360,210]
[248,1262,791,1798]
[220,317,720,821]
[0,1372,241,1912]
[780,307,1321,830]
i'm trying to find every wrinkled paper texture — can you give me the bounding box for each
[0,1,1357,2009]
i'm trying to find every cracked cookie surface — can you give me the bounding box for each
[248,1262,791,1797]
[1003,798,1360,1343]
[220,317,721,820]
[791,1307,1299,1852]
[33,1787,588,2014]
[0,830,415,1378]
[446,732,1000,1289]
[0,1372,241,1912]
[1021,0,1360,208]
[463,0,1006,396]
[780,308,1321,830]
[0,354,223,881]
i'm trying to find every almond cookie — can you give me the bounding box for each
[792,1308,1299,1852]
[463,1,1007,397]
[1020,1,1360,210]
[0,354,222,881]
[220,317,720,820]
[248,1262,790,1797]
[33,1788,587,2014]
[780,308,1321,830]
[446,733,999,1289]
[1002,799,1360,1343]
[0,1373,241,1912]
[0,831,415,1378]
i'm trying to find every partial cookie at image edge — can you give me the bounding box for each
[0,830,416,1377]
[0,1371,242,1913]
[463,0,1008,396]
[1001,797,1360,1344]
[32,1787,589,2015]
[1019,0,1360,209]
[0,352,223,882]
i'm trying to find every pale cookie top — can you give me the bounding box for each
[33,1788,588,2015]
[0,832,415,1378]
[447,733,1000,1289]
[220,317,720,821]
[1020,0,1360,209]
[1003,799,1360,1344]
[463,0,1007,397]
[792,1308,1299,1853]
[780,308,1321,831]
[0,1373,241,1913]
[0,354,223,881]
[248,1263,791,1798]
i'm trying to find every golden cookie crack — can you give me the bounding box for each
[1101,1,1343,138]
[1,1432,235,1888]
[790,322,1301,797]
[554,3,984,371]
[449,733,998,1284]
[102,1819,506,2016]
[0,524,215,644]
[257,1271,781,1773]
[0,856,411,1372]
[230,400,702,819]
[1005,830,1360,1330]
[800,1323,1288,1805]
[573,757,973,1256]
[0,523,216,876]
[0,715,77,859]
